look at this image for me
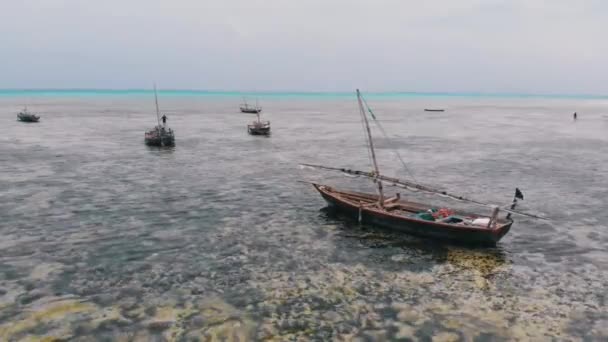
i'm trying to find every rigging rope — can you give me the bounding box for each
[359,94,418,183]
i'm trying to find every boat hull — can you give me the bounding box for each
[145,137,175,147]
[313,184,511,246]
[17,114,40,122]
[144,127,175,147]
[248,127,271,135]
[247,120,271,135]
[240,108,262,114]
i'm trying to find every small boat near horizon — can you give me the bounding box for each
[240,98,262,114]
[303,90,545,246]
[247,112,271,136]
[145,126,175,147]
[144,85,175,147]
[424,108,445,112]
[17,106,40,122]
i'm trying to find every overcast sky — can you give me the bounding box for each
[2,0,606,93]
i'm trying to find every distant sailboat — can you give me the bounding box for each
[240,98,262,113]
[144,85,175,147]
[303,90,546,245]
[17,106,40,122]
[247,112,271,135]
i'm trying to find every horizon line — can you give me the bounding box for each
[0,88,607,99]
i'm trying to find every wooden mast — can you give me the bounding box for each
[357,89,384,207]
[153,84,164,146]
[154,84,161,126]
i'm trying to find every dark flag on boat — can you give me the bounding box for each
[515,188,524,200]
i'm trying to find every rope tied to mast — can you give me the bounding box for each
[359,93,418,184]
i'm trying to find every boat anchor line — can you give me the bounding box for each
[299,163,548,221]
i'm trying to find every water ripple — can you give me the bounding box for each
[0,97,606,340]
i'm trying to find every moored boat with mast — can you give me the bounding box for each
[247,112,271,135]
[303,89,545,245]
[144,85,175,147]
[17,106,40,122]
[240,98,262,113]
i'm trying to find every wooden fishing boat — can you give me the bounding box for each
[313,184,512,245]
[424,108,445,112]
[241,106,262,114]
[144,85,175,147]
[17,107,40,122]
[145,126,175,147]
[248,113,271,135]
[240,98,262,113]
[303,90,545,246]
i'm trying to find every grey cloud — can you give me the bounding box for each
[1,0,606,93]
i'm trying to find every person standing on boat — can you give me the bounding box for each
[161,114,167,125]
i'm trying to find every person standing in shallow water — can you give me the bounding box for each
[573,112,577,120]
[161,114,167,125]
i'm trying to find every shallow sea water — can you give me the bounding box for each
[0,95,607,341]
